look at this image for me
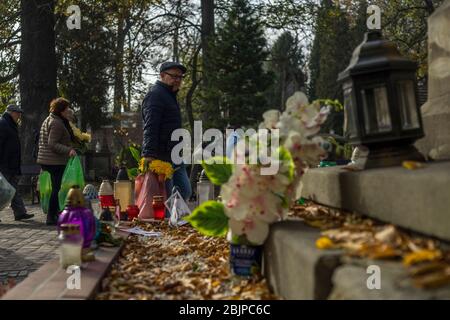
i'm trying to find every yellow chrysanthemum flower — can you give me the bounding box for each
[149,160,174,179]
[138,159,174,180]
[80,132,91,143]
[70,122,91,142]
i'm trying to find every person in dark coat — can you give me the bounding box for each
[142,62,192,201]
[0,105,34,221]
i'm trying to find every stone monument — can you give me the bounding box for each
[416,0,450,160]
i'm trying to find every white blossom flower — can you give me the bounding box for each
[285,92,309,115]
[217,91,330,246]
[221,164,286,223]
[259,110,281,130]
[229,217,270,245]
[279,109,329,139]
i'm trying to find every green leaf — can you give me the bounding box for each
[127,168,139,180]
[184,201,229,237]
[201,157,233,186]
[129,146,141,163]
[277,146,295,181]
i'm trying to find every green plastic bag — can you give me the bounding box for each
[39,171,52,214]
[58,156,85,211]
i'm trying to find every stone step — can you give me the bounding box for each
[263,220,450,300]
[300,161,450,242]
[330,259,450,300]
[263,220,342,300]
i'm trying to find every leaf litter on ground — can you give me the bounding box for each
[96,220,278,300]
[289,201,450,289]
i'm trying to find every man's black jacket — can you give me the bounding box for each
[0,112,22,175]
[141,81,182,162]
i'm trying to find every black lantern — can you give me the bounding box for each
[338,31,425,168]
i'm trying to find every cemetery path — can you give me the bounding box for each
[0,205,59,285]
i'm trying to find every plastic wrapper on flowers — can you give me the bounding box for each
[185,91,331,246]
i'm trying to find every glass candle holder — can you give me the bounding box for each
[58,224,83,269]
[126,205,139,221]
[114,180,133,212]
[152,195,165,220]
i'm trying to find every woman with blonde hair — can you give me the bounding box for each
[37,98,77,225]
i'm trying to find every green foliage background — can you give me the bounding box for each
[203,0,273,129]
[0,0,443,152]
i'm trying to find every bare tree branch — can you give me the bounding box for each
[0,64,19,84]
[0,39,21,50]
[0,10,21,30]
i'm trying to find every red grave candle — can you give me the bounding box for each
[126,205,139,221]
[152,196,165,220]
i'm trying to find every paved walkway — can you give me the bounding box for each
[1,199,198,286]
[0,204,59,285]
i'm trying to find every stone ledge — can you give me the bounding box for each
[264,220,342,300]
[264,220,450,300]
[300,161,450,241]
[2,234,127,300]
[329,258,450,300]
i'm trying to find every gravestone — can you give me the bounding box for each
[416,0,450,160]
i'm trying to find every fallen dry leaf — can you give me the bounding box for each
[316,237,336,250]
[408,261,449,277]
[402,161,426,170]
[356,243,401,260]
[374,225,399,245]
[403,250,443,266]
[412,269,450,289]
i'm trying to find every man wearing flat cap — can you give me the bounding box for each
[141,62,192,202]
[0,105,34,221]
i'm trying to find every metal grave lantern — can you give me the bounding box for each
[338,30,425,168]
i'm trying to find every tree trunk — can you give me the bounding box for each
[126,68,132,113]
[114,16,127,120]
[201,0,215,125]
[126,35,133,113]
[172,0,182,62]
[201,0,215,87]
[280,63,287,111]
[19,0,57,166]
[173,26,179,62]
[186,46,202,132]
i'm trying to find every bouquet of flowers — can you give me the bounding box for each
[70,122,92,154]
[135,159,173,219]
[139,158,174,182]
